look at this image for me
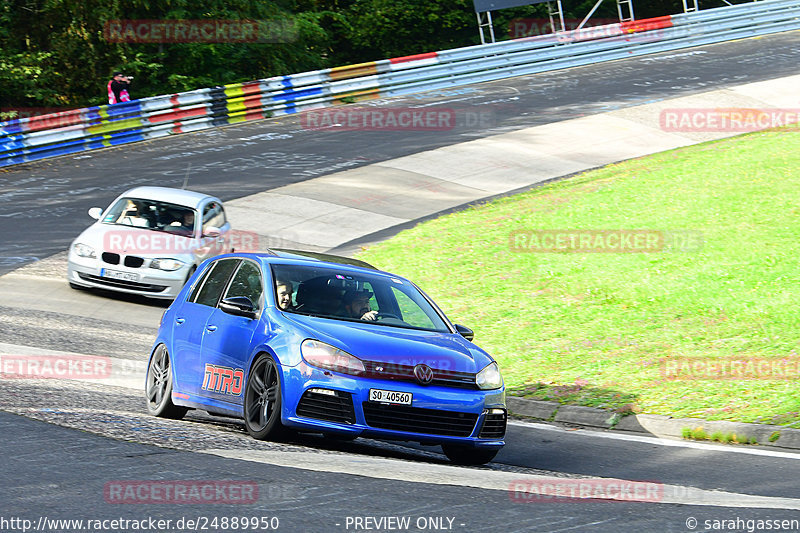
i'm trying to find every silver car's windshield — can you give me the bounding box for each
[102,197,197,236]
[271,264,451,333]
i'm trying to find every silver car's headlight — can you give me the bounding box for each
[73,243,96,258]
[150,258,185,271]
[301,340,365,376]
[476,362,503,390]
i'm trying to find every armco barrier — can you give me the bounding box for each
[2,0,800,168]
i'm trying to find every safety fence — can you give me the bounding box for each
[1,0,799,168]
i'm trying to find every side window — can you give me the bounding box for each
[202,201,226,234]
[391,287,435,330]
[188,263,214,302]
[223,261,263,311]
[192,259,240,307]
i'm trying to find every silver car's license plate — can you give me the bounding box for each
[369,388,412,405]
[101,268,140,282]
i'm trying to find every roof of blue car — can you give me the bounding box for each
[269,249,376,270]
[222,249,378,273]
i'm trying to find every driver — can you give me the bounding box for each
[170,210,195,234]
[342,289,378,321]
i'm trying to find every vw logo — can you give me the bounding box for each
[413,364,434,385]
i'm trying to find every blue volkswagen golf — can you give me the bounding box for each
[145,250,506,464]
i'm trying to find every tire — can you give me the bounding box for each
[441,444,499,465]
[244,353,286,440]
[145,344,188,419]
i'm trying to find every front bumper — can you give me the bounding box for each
[67,252,193,299]
[282,362,506,447]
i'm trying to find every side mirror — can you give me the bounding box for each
[219,296,257,319]
[203,226,221,238]
[88,207,102,220]
[454,324,474,341]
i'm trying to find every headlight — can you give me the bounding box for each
[476,362,503,390]
[150,258,185,271]
[73,243,96,258]
[301,340,365,376]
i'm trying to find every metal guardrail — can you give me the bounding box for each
[1,0,799,168]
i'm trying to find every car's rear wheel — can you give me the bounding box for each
[244,353,285,440]
[441,444,499,465]
[145,344,188,419]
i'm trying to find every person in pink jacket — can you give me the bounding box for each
[107,72,132,104]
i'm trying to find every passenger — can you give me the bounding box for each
[342,289,378,321]
[276,280,295,311]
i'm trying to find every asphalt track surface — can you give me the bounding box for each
[3,31,800,532]
[1,31,800,275]
[2,413,773,533]
[4,382,800,533]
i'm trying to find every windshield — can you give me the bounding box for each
[102,197,197,236]
[271,264,451,333]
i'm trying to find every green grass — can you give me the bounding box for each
[684,427,758,445]
[358,128,800,427]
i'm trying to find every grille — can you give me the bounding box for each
[124,256,144,268]
[102,252,120,265]
[361,360,477,389]
[77,273,167,293]
[478,410,507,439]
[296,390,355,424]
[362,402,478,437]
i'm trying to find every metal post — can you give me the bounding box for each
[577,0,606,30]
[682,0,699,12]
[476,11,496,44]
[617,0,635,21]
[547,0,566,33]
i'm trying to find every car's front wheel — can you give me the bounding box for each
[145,344,188,419]
[441,444,499,465]
[244,353,286,440]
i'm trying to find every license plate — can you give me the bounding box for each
[369,388,412,405]
[100,268,140,282]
